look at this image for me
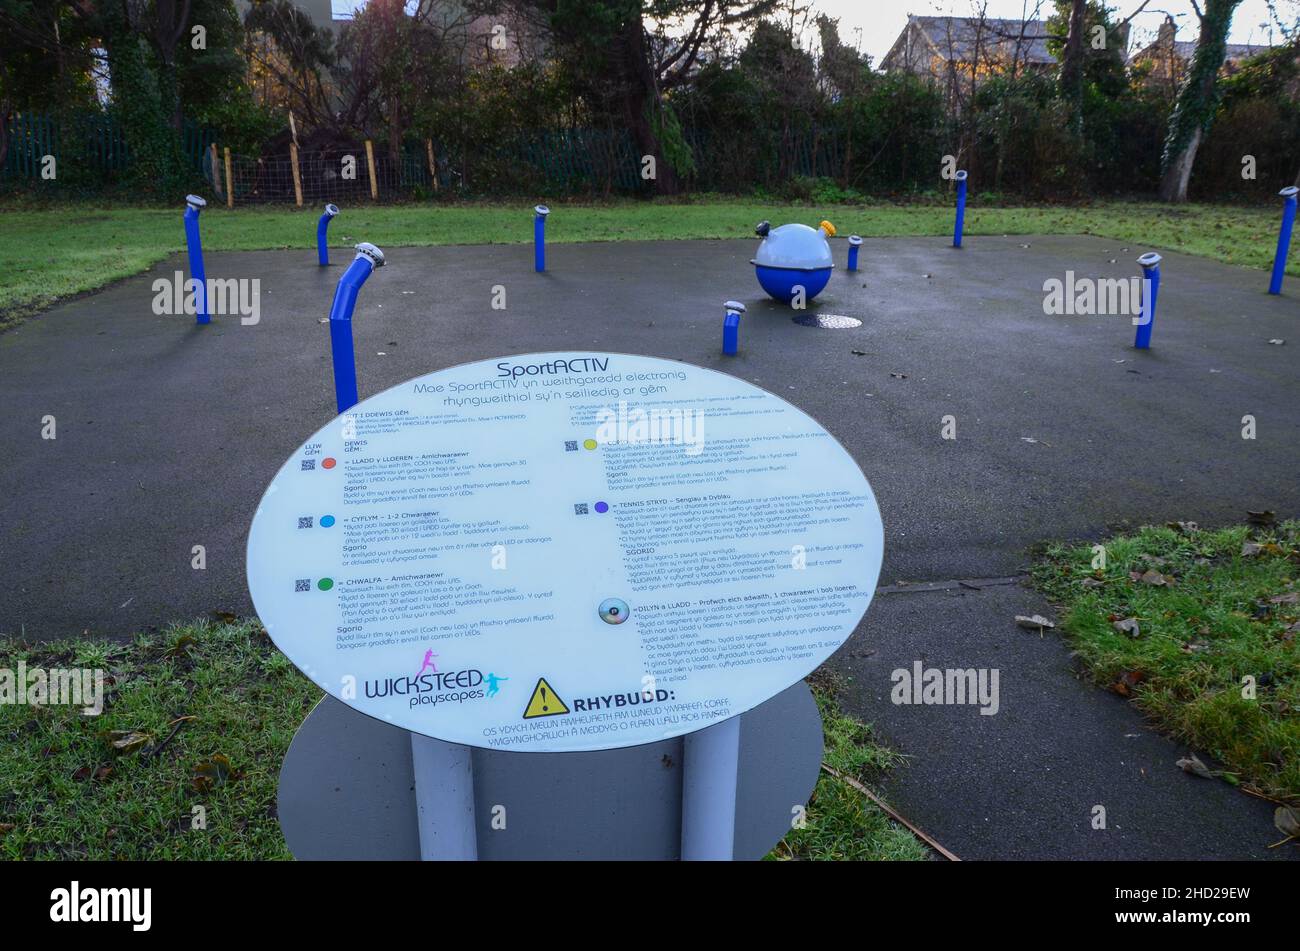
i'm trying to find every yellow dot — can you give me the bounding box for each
[583,438,598,450]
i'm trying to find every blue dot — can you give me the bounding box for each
[594,501,609,514]
[320,515,336,528]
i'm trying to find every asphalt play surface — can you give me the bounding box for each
[2,232,1298,859]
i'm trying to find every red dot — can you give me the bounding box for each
[322,457,336,469]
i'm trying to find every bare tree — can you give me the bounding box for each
[1158,0,1245,201]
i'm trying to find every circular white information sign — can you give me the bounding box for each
[247,352,883,752]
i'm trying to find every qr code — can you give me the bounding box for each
[573,503,589,515]
[300,459,316,471]
[565,440,578,452]
[298,516,313,529]
[295,579,310,592]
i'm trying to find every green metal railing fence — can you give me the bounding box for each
[2,112,217,179]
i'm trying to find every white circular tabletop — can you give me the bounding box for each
[247,352,883,752]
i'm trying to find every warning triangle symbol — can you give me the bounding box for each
[522,677,569,719]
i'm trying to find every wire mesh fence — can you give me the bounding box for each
[204,130,655,205]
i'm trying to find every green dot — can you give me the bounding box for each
[317,578,334,591]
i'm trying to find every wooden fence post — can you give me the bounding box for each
[365,140,379,200]
[425,138,438,192]
[224,147,234,208]
[290,142,304,207]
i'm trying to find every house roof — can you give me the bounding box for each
[1130,39,1272,64]
[909,15,1057,65]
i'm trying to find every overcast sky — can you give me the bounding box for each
[328,0,1297,57]
[816,1,1294,63]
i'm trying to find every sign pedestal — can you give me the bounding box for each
[681,717,740,860]
[279,682,825,860]
[411,736,477,860]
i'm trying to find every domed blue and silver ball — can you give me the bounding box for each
[751,219,836,304]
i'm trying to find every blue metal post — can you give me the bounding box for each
[318,204,340,266]
[184,194,209,324]
[534,204,550,272]
[1134,252,1161,350]
[328,243,385,413]
[953,171,968,248]
[1268,186,1298,295]
[722,300,745,356]
[847,235,862,272]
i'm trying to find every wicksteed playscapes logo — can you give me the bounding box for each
[362,653,501,710]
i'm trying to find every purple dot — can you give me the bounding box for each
[594,501,609,514]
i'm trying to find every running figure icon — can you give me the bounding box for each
[485,673,509,697]
[415,650,439,676]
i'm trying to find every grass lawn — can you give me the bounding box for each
[1,197,1295,329]
[0,618,926,860]
[1034,521,1300,805]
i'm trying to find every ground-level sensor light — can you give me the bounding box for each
[847,234,863,272]
[723,300,746,355]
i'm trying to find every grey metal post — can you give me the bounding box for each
[410,734,478,860]
[680,715,740,860]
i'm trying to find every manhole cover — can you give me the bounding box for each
[793,313,862,329]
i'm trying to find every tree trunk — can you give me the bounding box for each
[1157,0,1243,202]
[620,17,679,196]
[1058,0,1087,132]
[1158,127,1201,202]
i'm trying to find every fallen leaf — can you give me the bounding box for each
[165,634,197,657]
[1247,510,1277,526]
[889,372,908,379]
[1267,339,1285,345]
[1274,806,1300,839]
[1267,592,1300,605]
[1080,577,1104,588]
[106,731,152,754]
[72,765,113,782]
[1111,670,1146,697]
[1166,520,1199,534]
[1015,614,1055,630]
[1113,617,1142,638]
[1131,569,1172,586]
[1176,753,1215,779]
[191,754,239,793]
[210,610,237,624]
[1242,542,1264,557]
